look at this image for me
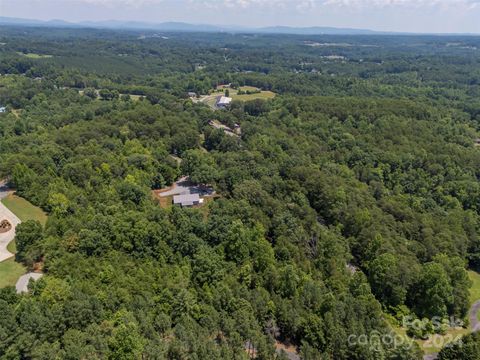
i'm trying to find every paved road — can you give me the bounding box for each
[16,272,43,293]
[470,300,480,332]
[0,193,20,262]
[0,179,10,199]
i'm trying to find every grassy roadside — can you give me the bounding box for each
[469,270,480,305]
[0,258,25,288]
[468,270,480,321]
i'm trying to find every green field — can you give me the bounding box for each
[1,194,47,225]
[232,90,276,101]
[16,52,53,59]
[212,86,276,102]
[125,94,144,101]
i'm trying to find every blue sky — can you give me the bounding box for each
[2,0,480,33]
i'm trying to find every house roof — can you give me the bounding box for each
[173,193,200,206]
[217,96,232,106]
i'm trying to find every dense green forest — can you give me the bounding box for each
[2,26,480,359]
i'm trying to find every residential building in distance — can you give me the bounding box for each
[216,96,232,109]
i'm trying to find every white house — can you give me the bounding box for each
[0,106,6,113]
[216,96,232,109]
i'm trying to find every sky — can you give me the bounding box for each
[1,0,480,33]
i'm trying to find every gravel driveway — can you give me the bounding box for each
[158,176,215,197]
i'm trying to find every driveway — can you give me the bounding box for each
[16,272,43,293]
[470,300,480,332]
[158,176,215,197]
[0,200,20,262]
[0,179,20,262]
[0,179,10,199]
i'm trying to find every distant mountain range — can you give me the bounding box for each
[0,16,386,35]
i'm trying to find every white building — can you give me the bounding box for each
[0,106,6,113]
[216,96,232,109]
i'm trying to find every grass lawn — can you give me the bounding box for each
[7,239,16,253]
[212,87,276,102]
[391,321,468,355]
[0,258,26,289]
[16,52,53,59]
[127,94,144,101]
[239,86,260,91]
[231,90,276,101]
[420,328,469,354]
[204,95,218,108]
[1,194,47,226]
[468,270,480,321]
[469,270,480,304]
[158,195,173,209]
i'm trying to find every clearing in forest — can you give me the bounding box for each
[214,86,276,101]
[197,86,276,109]
[16,52,53,59]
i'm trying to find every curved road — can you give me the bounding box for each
[0,182,20,262]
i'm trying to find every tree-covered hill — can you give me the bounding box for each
[1,27,480,359]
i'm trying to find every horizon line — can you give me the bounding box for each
[1,15,480,36]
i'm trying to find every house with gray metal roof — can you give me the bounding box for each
[173,193,204,207]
